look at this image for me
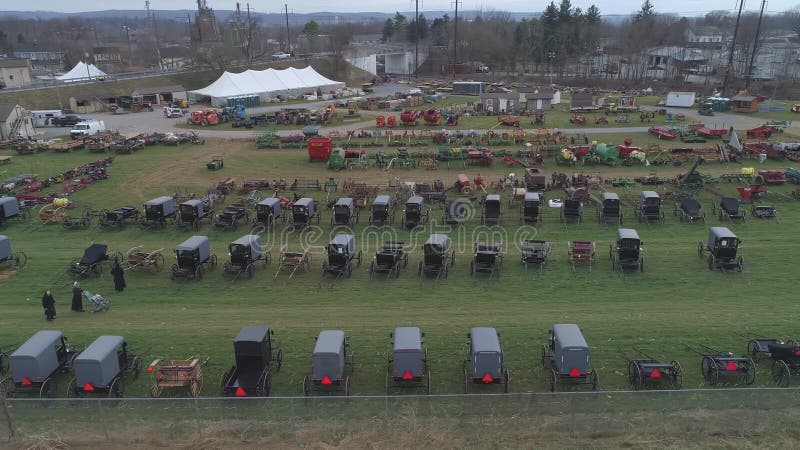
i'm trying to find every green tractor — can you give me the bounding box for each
[207,155,224,170]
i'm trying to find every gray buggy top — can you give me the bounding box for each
[374,195,391,207]
[294,197,315,210]
[602,192,620,204]
[74,335,125,387]
[176,235,211,262]
[257,197,281,216]
[9,330,65,383]
[393,327,423,378]
[617,228,640,242]
[709,227,738,248]
[329,234,355,256]
[0,196,20,218]
[181,199,204,212]
[485,194,501,204]
[552,324,590,375]
[524,192,540,203]
[0,235,11,260]
[145,196,175,216]
[641,191,660,204]
[406,196,424,208]
[313,330,346,380]
[231,234,262,260]
[469,327,503,378]
[335,197,355,210]
[425,234,450,254]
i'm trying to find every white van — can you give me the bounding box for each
[70,120,106,139]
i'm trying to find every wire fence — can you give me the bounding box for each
[3,388,800,445]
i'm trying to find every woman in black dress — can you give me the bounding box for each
[111,259,126,292]
[42,290,56,321]
[71,281,84,312]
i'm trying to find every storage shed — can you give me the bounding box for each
[131,85,187,106]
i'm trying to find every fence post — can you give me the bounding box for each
[98,400,109,441]
[193,398,203,437]
[290,397,297,437]
[1,398,15,441]
[385,395,391,432]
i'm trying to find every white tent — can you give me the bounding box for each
[189,66,345,106]
[665,91,696,108]
[55,61,107,82]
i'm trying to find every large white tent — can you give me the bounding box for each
[189,66,345,106]
[56,61,107,82]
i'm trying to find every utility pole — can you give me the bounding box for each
[414,0,419,79]
[452,0,460,79]
[285,4,291,54]
[722,0,744,97]
[745,0,767,90]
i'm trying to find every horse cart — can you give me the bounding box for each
[170,235,217,280]
[303,330,355,396]
[67,335,142,397]
[0,196,30,230]
[542,323,599,391]
[223,234,270,279]
[464,327,509,393]
[610,228,644,272]
[322,234,363,278]
[598,192,622,225]
[273,246,312,280]
[369,241,408,279]
[521,239,551,274]
[222,326,282,397]
[0,331,78,398]
[697,227,743,271]
[122,246,165,272]
[369,195,394,226]
[567,240,596,272]
[99,205,139,230]
[387,327,430,394]
[0,235,26,270]
[176,199,214,231]
[291,197,320,230]
[627,347,682,390]
[253,197,283,230]
[148,357,207,397]
[139,196,176,229]
[332,197,359,227]
[470,242,503,278]
[418,234,455,280]
[689,344,756,386]
[66,244,121,278]
[674,198,706,224]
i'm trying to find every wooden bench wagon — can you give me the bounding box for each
[274,246,312,280]
[147,357,207,397]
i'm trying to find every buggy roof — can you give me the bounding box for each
[524,192,540,201]
[720,197,739,210]
[335,197,354,207]
[80,244,108,264]
[176,235,209,251]
[393,327,422,352]
[145,196,173,206]
[470,327,501,353]
[77,335,124,362]
[258,197,280,207]
[182,199,203,207]
[0,196,16,206]
[681,198,701,211]
[406,196,424,205]
[11,330,63,358]
[710,226,737,240]
[232,234,261,248]
[617,228,640,240]
[374,195,391,205]
[294,197,314,207]
[314,330,345,355]
[602,192,620,201]
[641,190,660,199]
[485,194,501,202]
[425,234,450,247]
[553,324,588,349]
[330,234,354,246]
[234,325,269,343]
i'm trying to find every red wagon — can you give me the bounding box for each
[307,137,332,162]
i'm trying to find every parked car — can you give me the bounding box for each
[52,115,85,127]
[70,120,106,139]
[163,107,184,118]
[272,52,291,60]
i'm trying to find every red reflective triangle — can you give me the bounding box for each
[321,376,333,385]
[569,367,581,377]
[402,370,414,380]
[726,361,737,371]
[794,349,800,356]
[21,377,32,386]
[650,369,662,379]
[147,365,154,372]
[481,373,494,383]
[235,387,246,397]
[83,383,95,392]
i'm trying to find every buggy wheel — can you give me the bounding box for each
[463,368,469,394]
[503,368,510,393]
[191,373,203,397]
[737,256,744,272]
[774,360,791,387]
[346,262,352,278]
[303,376,311,396]
[629,361,641,390]
[275,349,283,371]
[65,377,79,403]
[701,356,713,382]
[150,380,163,398]
[671,361,683,389]
[469,260,475,276]
[246,264,255,279]
[154,253,166,272]
[640,256,644,273]
[590,371,599,391]
[418,261,423,279]
[747,340,761,362]
[549,369,558,392]
[344,376,351,397]
[369,261,376,278]
[195,265,204,280]
[210,255,218,270]
[697,242,704,257]
[13,251,27,269]
[356,250,362,267]
[108,378,122,398]
[744,357,757,385]
[169,264,178,280]
[707,255,714,271]
[321,262,328,277]
[0,377,13,398]
[131,356,142,379]
[403,253,408,268]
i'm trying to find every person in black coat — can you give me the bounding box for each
[42,290,56,321]
[71,281,84,312]
[111,259,126,292]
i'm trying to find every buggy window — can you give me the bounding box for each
[231,244,247,257]
[620,239,639,250]
[180,204,195,216]
[293,205,306,214]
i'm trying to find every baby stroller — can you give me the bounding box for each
[83,289,110,312]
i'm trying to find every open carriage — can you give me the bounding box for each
[567,240,596,272]
[273,246,312,280]
[470,242,503,278]
[148,357,207,397]
[369,241,408,279]
[123,246,165,272]
[66,244,120,278]
[674,198,706,224]
[213,203,250,231]
[99,206,139,230]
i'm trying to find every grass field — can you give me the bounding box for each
[1,139,799,403]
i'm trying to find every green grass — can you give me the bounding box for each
[1,141,799,401]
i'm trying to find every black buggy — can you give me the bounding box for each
[674,197,706,224]
[521,239,551,274]
[610,228,644,272]
[213,203,250,231]
[369,241,408,279]
[470,241,503,278]
[598,192,622,225]
[139,196,176,229]
[481,194,502,226]
[369,195,394,226]
[403,196,428,229]
[99,206,139,230]
[331,197,358,227]
[520,192,542,225]
[542,323,599,391]
[170,235,218,280]
[697,226,743,271]
[0,331,78,398]
[303,330,355,396]
[560,199,583,225]
[0,234,27,269]
[67,335,142,398]
[291,197,320,230]
[223,234,270,279]
[418,234,455,280]
[221,326,282,397]
[635,191,665,224]
[322,234,363,278]
[176,199,214,231]
[253,197,283,230]
[0,196,30,230]
[713,197,747,223]
[66,244,120,278]
[387,327,430,394]
[444,199,471,227]
[463,327,509,393]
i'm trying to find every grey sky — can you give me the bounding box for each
[1,0,796,15]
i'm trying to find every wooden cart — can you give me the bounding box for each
[568,240,596,272]
[274,246,312,280]
[148,358,206,397]
[123,246,165,272]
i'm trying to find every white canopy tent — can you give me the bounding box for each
[189,66,345,106]
[56,61,107,82]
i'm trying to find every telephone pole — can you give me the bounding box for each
[452,0,460,79]
[285,4,291,54]
[722,0,745,97]
[745,0,767,90]
[414,0,419,79]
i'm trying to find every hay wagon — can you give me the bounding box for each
[0,331,78,398]
[148,357,207,397]
[303,330,355,396]
[67,335,141,398]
